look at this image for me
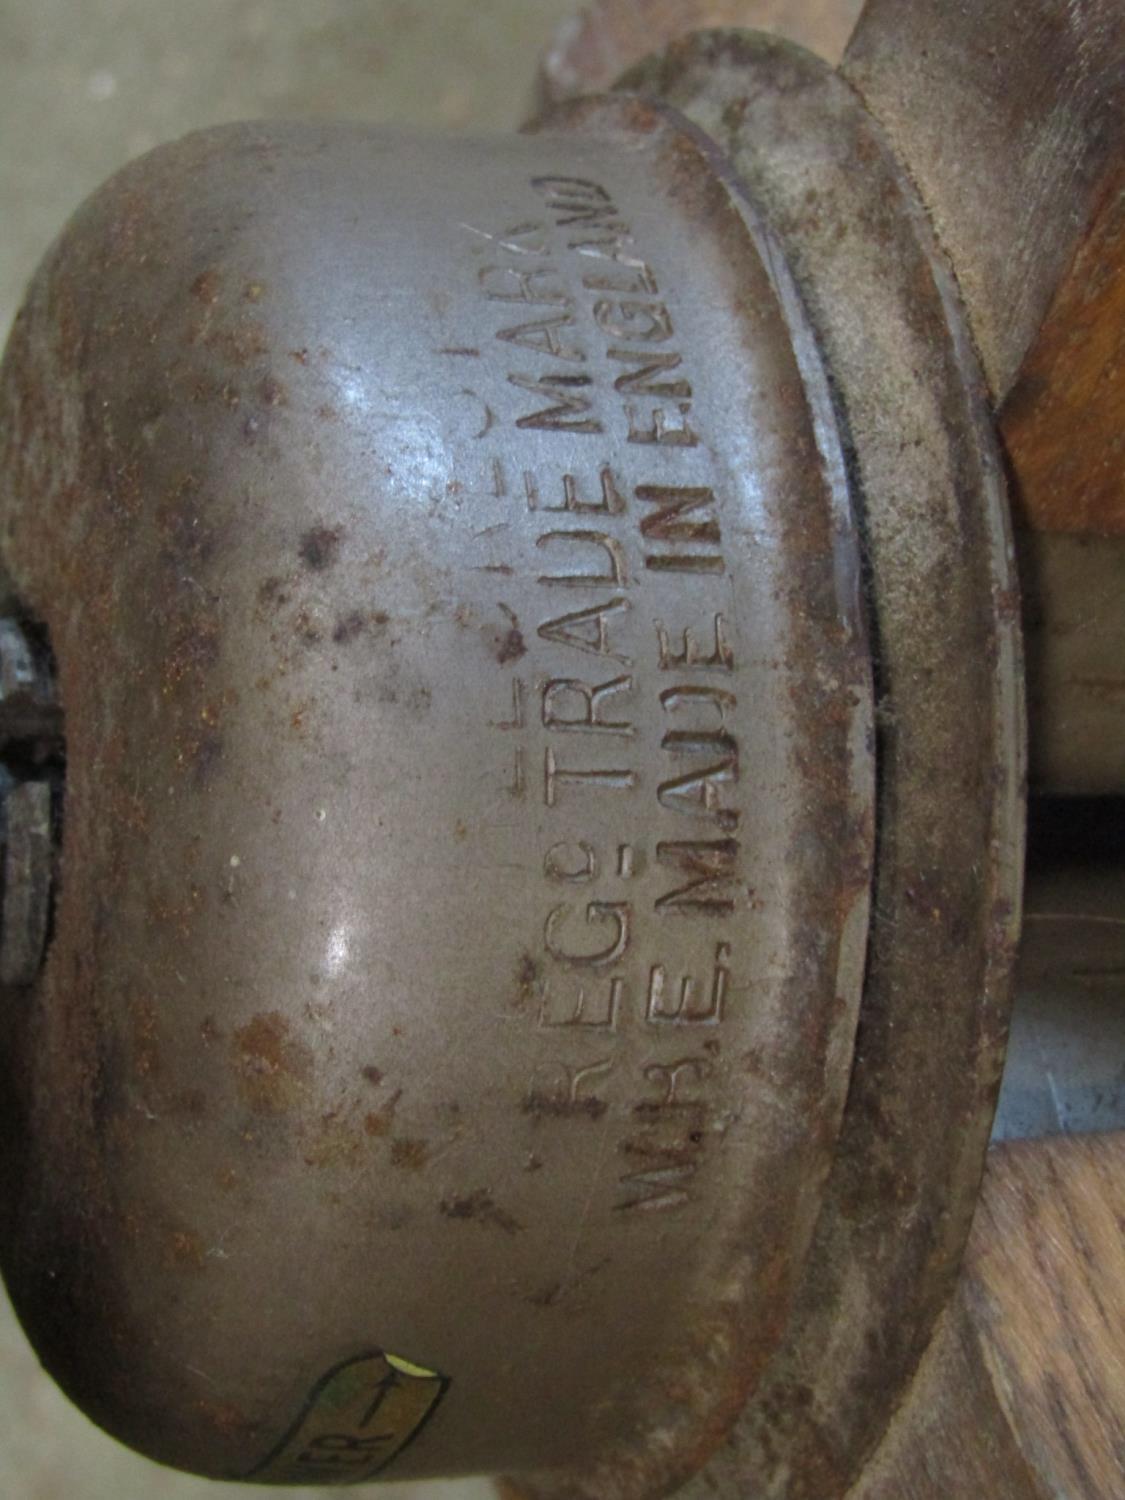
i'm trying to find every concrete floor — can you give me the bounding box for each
[0,6,573,1494]
[0,0,582,334]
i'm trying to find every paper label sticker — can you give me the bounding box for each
[250,1351,448,1484]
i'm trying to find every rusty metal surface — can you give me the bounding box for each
[842,0,1125,404]
[0,780,53,989]
[842,3,1125,798]
[0,100,873,1489]
[607,33,1025,1500]
[537,0,862,109]
[1000,169,1125,538]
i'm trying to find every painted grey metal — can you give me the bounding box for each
[0,110,873,1489]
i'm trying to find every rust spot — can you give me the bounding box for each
[200,1016,222,1046]
[440,1188,522,1236]
[232,1012,312,1116]
[391,1138,431,1171]
[489,603,526,664]
[147,881,205,940]
[303,1114,363,1168]
[257,575,290,610]
[364,1088,402,1137]
[332,610,368,644]
[299,524,344,572]
[362,1065,383,1088]
[516,953,540,1010]
[166,1229,206,1272]
[163,615,220,693]
[191,270,221,305]
[131,998,161,1078]
[293,607,321,645]
[244,282,265,303]
[204,322,270,369]
[495,625,527,664]
[258,376,287,407]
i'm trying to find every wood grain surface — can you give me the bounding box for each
[853,1132,1125,1499]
